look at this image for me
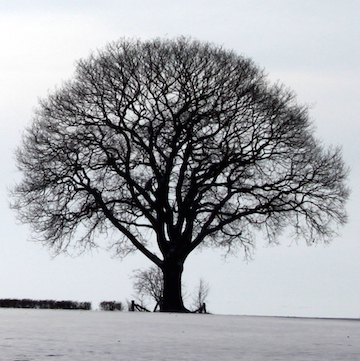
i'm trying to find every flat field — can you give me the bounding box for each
[1,309,359,360]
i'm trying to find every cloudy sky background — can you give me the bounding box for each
[0,0,359,317]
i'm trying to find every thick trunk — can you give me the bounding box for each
[161,261,188,312]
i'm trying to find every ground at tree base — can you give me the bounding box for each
[1,308,359,360]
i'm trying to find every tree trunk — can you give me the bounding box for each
[161,261,188,312]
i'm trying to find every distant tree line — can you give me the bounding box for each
[0,298,91,310]
[0,298,206,312]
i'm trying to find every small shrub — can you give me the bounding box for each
[99,301,124,311]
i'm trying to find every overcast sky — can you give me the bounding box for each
[0,0,359,317]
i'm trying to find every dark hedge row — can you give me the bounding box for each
[99,301,124,311]
[0,298,91,310]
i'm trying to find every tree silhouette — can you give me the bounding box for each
[192,278,210,312]
[132,266,164,311]
[12,37,349,312]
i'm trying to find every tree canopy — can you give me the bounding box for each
[12,37,349,311]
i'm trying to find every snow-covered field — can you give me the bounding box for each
[1,309,359,360]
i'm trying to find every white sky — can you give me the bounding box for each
[0,0,359,318]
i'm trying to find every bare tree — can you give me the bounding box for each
[12,37,349,312]
[192,278,210,312]
[132,266,164,310]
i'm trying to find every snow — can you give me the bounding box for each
[1,309,360,360]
